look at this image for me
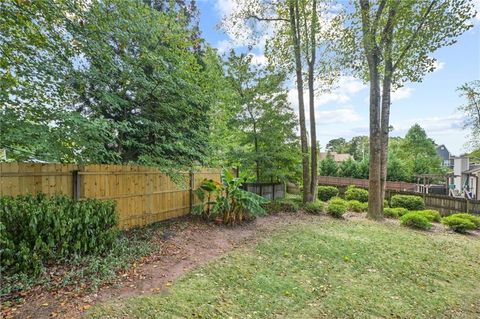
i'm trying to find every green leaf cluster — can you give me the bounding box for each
[0,194,118,275]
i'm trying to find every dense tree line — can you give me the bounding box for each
[0,0,300,181]
[320,124,445,183]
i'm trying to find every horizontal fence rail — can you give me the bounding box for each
[0,163,221,229]
[318,176,416,191]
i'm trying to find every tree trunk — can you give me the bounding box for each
[379,4,396,212]
[367,63,383,220]
[289,1,311,203]
[253,121,260,182]
[308,0,318,202]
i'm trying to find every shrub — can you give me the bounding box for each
[447,213,480,228]
[383,207,408,218]
[400,212,432,230]
[327,203,347,218]
[0,194,118,275]
[345,186,369,203]
[303,200,325,214]
[413,210,441,222]
[442,216,477,233]
[384,199,389,208]
[347,200,366,213]
[329,196,347,206]
[266,197,300,214]
[317,186,339,201]
[390,195,425,211]
[193,170,268,224]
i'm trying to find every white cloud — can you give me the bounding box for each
[433,60,445,71]
[317,76,366,106]
[249,53,268,66]
[474,0,480,20]
[215,39,232,55]
[215,0,236,17]
[391,86,413,101]
[315,108,362,124]
[391,113,465,136]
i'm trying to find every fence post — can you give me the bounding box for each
[72,170,80,200]
[466,199,471,213]
[189,171,194,213]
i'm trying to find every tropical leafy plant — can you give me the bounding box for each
[193,170,268,224]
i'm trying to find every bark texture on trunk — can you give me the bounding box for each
[308,0,318,202]
[289,1,311,203]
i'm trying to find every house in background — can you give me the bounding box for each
[436,144,454,168]
[319,151,353,163]
[448,154,479,199]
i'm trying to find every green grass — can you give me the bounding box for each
[89,219,480,319]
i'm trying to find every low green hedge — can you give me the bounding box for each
[327,203,347,218]
[0,194,118,275]
[412,210,441,222]
[347,200,367,213]
[442,213,480,233]
[345,186,369,203]
[383,207,408,219]
[317,186,339,202]
[442,216,477,233]
[400,212,432,230]
[390,195,425,211]
[303,200,325,215]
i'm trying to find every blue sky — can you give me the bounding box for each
[197,0,480,155]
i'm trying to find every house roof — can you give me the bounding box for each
[463,164,480,174]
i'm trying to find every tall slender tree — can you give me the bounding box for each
[346,0,475,219]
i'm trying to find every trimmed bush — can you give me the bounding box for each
[347,200,367,213]
[303,200,325,214]
[383,207,399,218]
[327,203,347,218]
[447,213,480,228]
[329,196,347,206]
[442,215,477,233]
[412,210,441,222]
[390,195,425,211]
[345,186,369,203]
[400,212,432,230]
[0,194,118,275]
[317,186,339,201]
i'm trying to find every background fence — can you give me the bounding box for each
[318,176,415,191]
[385,190,480,216]
[317,175,479,215]
[0,163,221,229]
[241,182,285,200]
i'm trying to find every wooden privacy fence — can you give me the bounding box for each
[241,182,285,200]
[318,176,416,191]
[385,190,480,216]
[0,163,221,229]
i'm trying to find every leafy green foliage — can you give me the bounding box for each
[327,203,347,218]
[390,195,425,211]
[457,80,480,149]
[193,170,268,224]
[210,51,301,183]
[319,155,338,176]
[411,210,441,223]
[0,194,118,276]
[345,186,369,203]
[442,216,477,233]
[448,213,480,228]
[317,186,339,201]
[400,212,432,230]
[347,200,367,213]
[383,207,408,219]
[303,201,324,215]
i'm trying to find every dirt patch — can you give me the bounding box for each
[6,212,316,319]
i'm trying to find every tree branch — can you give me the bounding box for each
[246,14,289,23]
[372,0,387,35]
[393,0,438,70]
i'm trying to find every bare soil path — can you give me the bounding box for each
[9,212,317,319]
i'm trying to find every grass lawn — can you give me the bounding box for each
[88,218,480,318]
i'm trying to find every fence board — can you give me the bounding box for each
[0,163,221,229]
